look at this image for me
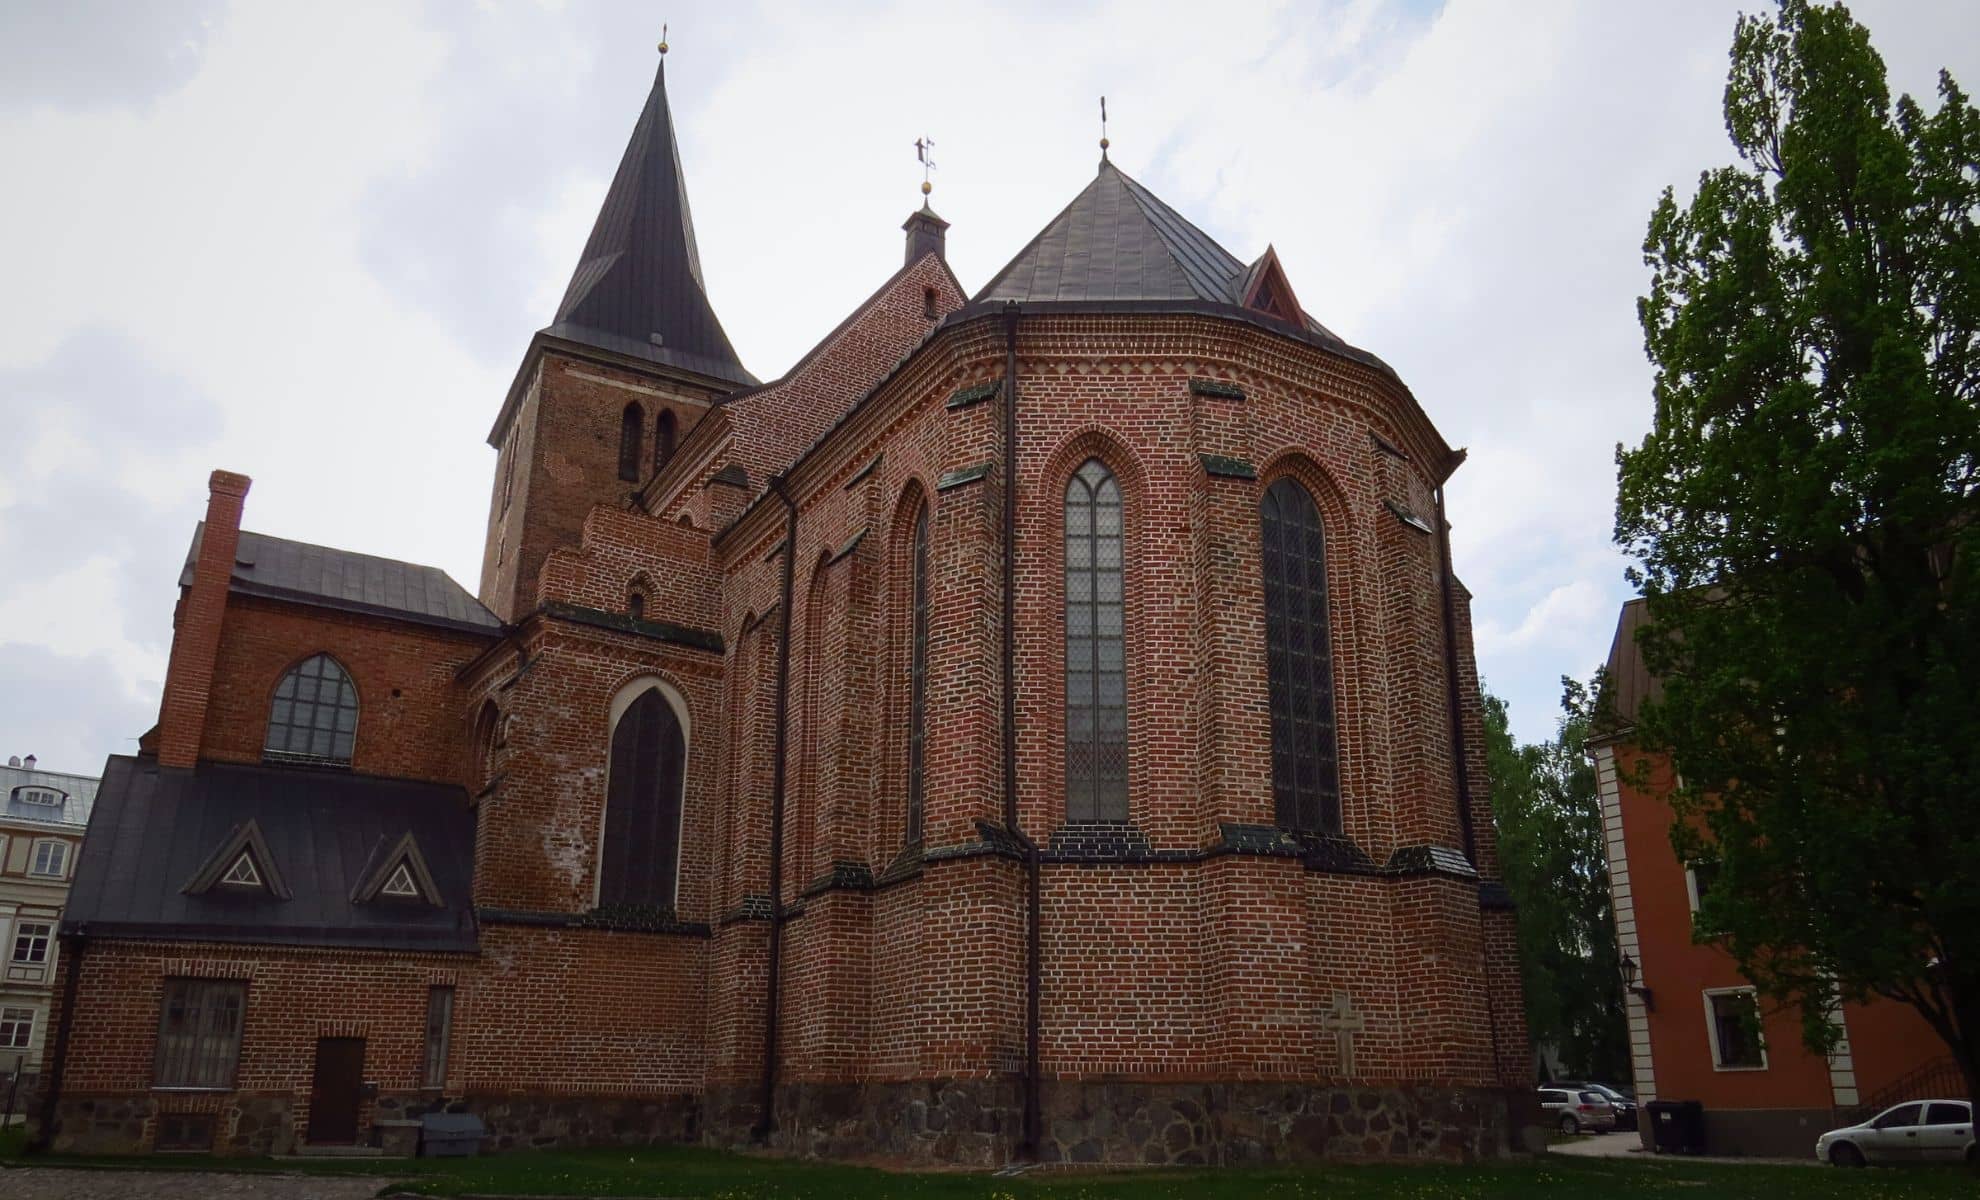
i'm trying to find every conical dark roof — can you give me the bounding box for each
[544,59,755,387]
[976,159,1251,305]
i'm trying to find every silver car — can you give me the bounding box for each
[1816,1100,1975,1166]
[1538,1087,1617,1135]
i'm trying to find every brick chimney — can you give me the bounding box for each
[157,470,251,769]
[903,203,948,267]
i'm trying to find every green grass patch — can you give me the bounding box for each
[4,1141,1974,1198]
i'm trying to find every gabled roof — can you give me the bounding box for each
[350,830,443,907]
[543,58,754,389]
[182,525,502,636]
[64,756,478,952]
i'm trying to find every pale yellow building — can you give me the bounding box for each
[1,755,95,1105]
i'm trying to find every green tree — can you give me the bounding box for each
[1617,0,1980,1114]
[1485,679,1628,1084]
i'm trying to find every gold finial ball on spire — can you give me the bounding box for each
[658,22,668,55]
[921,180,932,196]
[1100,136,1110,151]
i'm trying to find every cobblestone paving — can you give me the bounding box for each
[0,1167,393,1198]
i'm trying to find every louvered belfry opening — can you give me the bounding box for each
[1260,477,1341,833]
[600,688,686,910]
[1064,459,1127,822]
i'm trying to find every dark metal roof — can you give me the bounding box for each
[1597,598,1659,737]
[182,525,503,636]
[546,59,755,389]
[63,756,478,952]
[974,159,1349,344]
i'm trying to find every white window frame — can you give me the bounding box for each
[1684,863,1709,914]
[1703,986,1769,1072]
[12,786,65,806]
[0,1006,33,1050]
[28,839,69,878]
[11,919,52,964]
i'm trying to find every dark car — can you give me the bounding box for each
[1558,1081,1638,1131]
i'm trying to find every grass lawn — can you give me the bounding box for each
[4,1132,1975,1198]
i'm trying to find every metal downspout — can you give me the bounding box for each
[1002,302,1043,1160]
[755,477,801,1141]
[33,927,86,1151]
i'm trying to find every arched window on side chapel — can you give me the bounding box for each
[618,403,643,482]
[600,684,687,911]
[1260,476,1341,833]
[1064,459,1126,822]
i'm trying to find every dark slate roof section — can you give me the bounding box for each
[182,525,502,636]
[972,160,1368,371]
[1596,598,1659,737]
[63,756,478,952]
[545,60,754,389]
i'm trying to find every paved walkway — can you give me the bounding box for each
[1548,1130,1815,1167]
[0,1167,392,1199]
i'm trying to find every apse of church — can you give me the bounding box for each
[43,45,1537,1165]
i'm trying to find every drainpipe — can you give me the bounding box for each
[34,927,87,1152]
[1434,483,1478,866]
[755,477,800,1142]
[1001,302,1043,1159]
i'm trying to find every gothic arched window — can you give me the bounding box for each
[618,403,643,482]
[1260,476,1340,833]
[600,685,687,910]
[1064,459,1126,822]
[655,409,678,471]
[264,653,359,765]
[904,501,931,845]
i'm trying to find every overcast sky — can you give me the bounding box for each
[2,0,1974,774]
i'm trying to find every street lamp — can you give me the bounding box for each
[1620,953,1656,1012]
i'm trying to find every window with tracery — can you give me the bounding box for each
[905,501,930,845]
[265,654,359,765]
[1260,477,1340,833]
[1064,459,1126,822]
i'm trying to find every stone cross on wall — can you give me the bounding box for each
[1320,992,1364,1077]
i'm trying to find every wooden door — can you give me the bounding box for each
[305,1037,366,1144]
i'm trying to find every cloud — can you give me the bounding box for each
[2,0,1974,767]
[0,1,223,113]
[0,642,156,776]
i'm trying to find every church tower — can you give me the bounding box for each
[479,47,754,622]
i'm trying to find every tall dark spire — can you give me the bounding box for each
[544,54,755,387]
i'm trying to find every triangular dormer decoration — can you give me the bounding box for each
[219,853,263,888]
[1238,246,1303,325]
[183,819,292,900]
[351,831,443,908]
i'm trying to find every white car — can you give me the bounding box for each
[1816,1100,1975,1166]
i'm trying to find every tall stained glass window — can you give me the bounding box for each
[905,502,931,845]
[1064,459,1126,821]
[1260,477,1340,832]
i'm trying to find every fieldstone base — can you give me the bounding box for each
[1040,1081,1525,1165]
[46,1092,296,1155]
[378,1091,700,1152]
[708,1078,1532,1166]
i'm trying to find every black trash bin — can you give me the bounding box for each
[1646,1100,1705,1154]
[419,1113,485,1157]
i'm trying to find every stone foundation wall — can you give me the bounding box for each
[47,1093,296,1156]
[714,1077,1535,1166]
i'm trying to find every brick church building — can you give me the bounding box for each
[42,48,1534,1163]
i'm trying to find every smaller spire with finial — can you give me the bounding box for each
[658,22,668,55]
[916,136,938,200]
[1099,95,1110,163]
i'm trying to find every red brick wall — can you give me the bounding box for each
[481,352,726,623]
[197,594,491,784]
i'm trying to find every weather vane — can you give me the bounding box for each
[658,23,668,55]
[1100,96,1110,159]
[915,136,937,197]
